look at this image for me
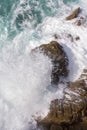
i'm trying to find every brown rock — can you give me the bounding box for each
[36,79,87,130]
[31,41,68,85]
[50,124,62,130]
[66,7,81,20]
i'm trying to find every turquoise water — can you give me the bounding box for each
[0,0,79,38]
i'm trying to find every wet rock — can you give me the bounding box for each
[83,69,87,73]
[79,69,87,81]
[76,19,82,26]
[36,79,87,130]
[50,124,62,130]
[67,34,73,42]
[74,16,86,26]
[31,41,68,85]
[75,36,80,41]
[66,7,81,20]
[53,34,59,39]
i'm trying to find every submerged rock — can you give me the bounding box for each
[67,34,73,42]
[31,41,68,85]
[53,34,59,39]
[75,19,82,26]
[66,7,81,20]
[74,16,86,26]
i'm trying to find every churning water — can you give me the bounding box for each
[0,0,87,129]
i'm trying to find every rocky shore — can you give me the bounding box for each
[31,7,87,130]
[36,77,87,130]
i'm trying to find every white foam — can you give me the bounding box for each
[0,0,87,129]
[0,44,53,129]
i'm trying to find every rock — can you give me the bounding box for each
[31,41,68,85]
[66,7,81,20]
[53,34,59,39]
[79,69,87,81]
[76,19,82,26]
[74,16,86,26]
[50,124,62,130]
[36,79,87,130]
[75,36,80,41]
[67,34,73,42]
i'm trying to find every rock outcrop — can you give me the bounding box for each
[31,41,68,85]
[36,74,87,130]
[31,6,87,130]
[66,7,81,20]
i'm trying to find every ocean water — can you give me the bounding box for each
[0,0,87,130]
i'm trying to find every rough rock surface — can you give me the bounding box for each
[36,70,87,130]
[31,41,68,84]
[66,7,81,20]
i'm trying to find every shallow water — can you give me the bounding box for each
[0,0,87,129]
